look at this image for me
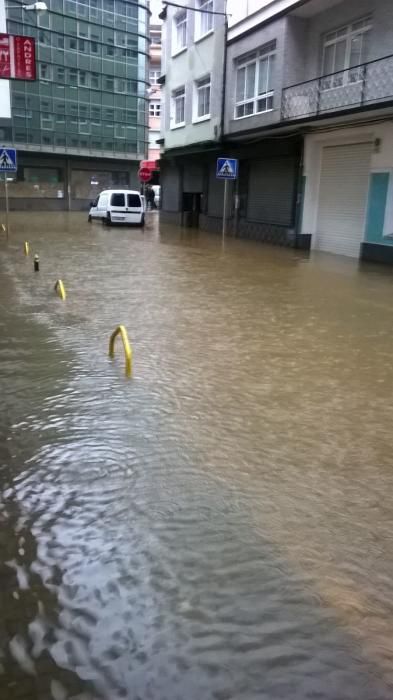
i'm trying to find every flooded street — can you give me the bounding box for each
[1,211,393,700]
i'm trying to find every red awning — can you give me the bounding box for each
[139,160,159,172]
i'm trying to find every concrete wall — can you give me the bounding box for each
[224,0,393,139]
[225,17,287,135]
[303,0,393,83]
[162,0,226,150]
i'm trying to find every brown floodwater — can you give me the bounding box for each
[1,211,393,700]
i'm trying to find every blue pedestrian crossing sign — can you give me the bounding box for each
[216,157,238,180]
[0,148,17,172]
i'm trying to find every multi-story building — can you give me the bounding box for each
[159,0,226,227]
[160,0,393,264]
[148,22,161,163]
[0,0,149,210]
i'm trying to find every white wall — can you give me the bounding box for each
[0,0,11,119]
[228,0,302,35]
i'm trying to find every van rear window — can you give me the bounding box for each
[111,193,125,207]
[127,194,141,207]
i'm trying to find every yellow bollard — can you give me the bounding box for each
[23,241,29,256]
[54,279,66,301]
[1,224,5,232]
[109,325,132,378]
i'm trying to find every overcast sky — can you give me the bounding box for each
[150,0,162,23]
[148,1,253,27]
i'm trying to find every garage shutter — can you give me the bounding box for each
[315,143,372,257]
[247,157,297,226]
[183,164,203,192]
[162,164,181,212]
[208,167,233,217]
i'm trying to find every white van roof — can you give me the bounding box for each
[100,189,141,195]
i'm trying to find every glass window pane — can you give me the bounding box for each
[334,39,346,72]
[267,55,275,92]
[127,194,140,207]
[323,44,334,75]
[245,62,256,100]
[236,67,245,102]
[258,57,268,95]
[111,193,125,206]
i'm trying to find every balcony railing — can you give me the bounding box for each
[282,53,393,121]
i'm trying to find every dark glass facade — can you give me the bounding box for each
[6,0,149,159]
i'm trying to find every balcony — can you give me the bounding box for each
[282,53,393,121]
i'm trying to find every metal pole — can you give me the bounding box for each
[4,173,9,241]
[222,178,228,240]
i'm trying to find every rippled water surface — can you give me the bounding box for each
[1,212,393,700]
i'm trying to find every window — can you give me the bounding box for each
[41,113,53,130]
[150,31,161,45]
[149,101,161,117]
[127,194,141,207]
[91,72,100,89]
[195,0,213,39]
[56,67,65,82]
[235,42,276,119]
[322,17,372,89]
[78,70,87,86]
[171,86,185,127]
[38,30,50,45]
[111,193,125,206]
[39,63,51,80]
[149,69,160,86]
[115,124,125,138]
[194,75,210,120]
[105,77,114,91]
[173,11,187,54]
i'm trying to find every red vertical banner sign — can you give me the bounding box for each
[0,34,11,78]
[14,36,36,80]
[0,33,36,81]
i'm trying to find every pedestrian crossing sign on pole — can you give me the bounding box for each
[0,148,17,172]
[216,157,238,180]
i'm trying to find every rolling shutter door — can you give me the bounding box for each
[183,164,203,192]
[315,143,372,257]
[162,165,181,212]
[247,157,297,226]
[208,167,233,217]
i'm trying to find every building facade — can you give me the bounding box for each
[159,0,227,227]
[160,0,393,264]
[0,0,149,210]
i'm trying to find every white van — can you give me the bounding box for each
[88,189,145,226]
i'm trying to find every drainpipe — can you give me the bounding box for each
[219,1,228,144]
[294,136,305,248]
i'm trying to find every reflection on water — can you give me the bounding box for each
[1,212,393,699]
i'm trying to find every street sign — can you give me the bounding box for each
[216,157,238,180]
[0,34,36,81]
[139,167,153,183]
[0,148,17,172]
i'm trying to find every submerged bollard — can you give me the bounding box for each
[34,254,40,272]
[24,241,29,256]
[109,325,132,378]
[54,279,66,301]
